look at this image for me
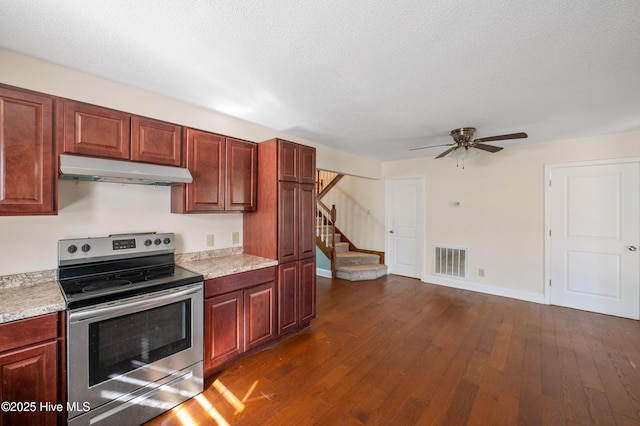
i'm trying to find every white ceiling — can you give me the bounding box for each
[1,1,639,161]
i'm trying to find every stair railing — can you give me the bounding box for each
[316,200,337,277]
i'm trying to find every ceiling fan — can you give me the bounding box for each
[411,127,528,159]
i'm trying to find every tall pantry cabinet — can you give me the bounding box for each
[243,139,316,335]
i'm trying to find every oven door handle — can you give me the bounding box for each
[69,283,202,322]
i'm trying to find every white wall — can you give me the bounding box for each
[1,180,245,274]
[382,130,640,301]
[0,49,380,275]
[321,175,386,251]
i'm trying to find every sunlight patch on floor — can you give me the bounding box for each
[236,380,259,414]
[195,393,230,426]
[212,378,246,413]
[172,404,197,426]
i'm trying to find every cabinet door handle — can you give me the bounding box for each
[629,245,638,252]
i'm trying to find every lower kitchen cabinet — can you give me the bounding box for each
[203,267,276,375]
[0,312,63,426]
[299,257,317,323]
[244,282,276,350]
[204,290,244,371]
[278,261,299,335]
[278,257,317,336]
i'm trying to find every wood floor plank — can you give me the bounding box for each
[584,387,616,425]
[492,392,520,425]
[557,346,592,424]
[488,322,513,372]
[571,329,606,392]
[441,379,479,425]
[146,275,640,425]
[500,334,526,398]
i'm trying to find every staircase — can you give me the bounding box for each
[333,238,388,281]
[316,171,387,281]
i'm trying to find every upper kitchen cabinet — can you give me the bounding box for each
[299,144,316,184]
[61,100,130,160]
[172,128,225,212]
[60,99,182,166]
[225,137,257,211]
[277,140,316,184]
[0,84,56,216]
[171,129,257,213]
[131,116,182,166]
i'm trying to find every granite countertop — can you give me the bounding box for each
[0,249,277,324]
[0,270,66,324]
[176,248,278,280]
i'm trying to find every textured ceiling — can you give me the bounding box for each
[1,0,639,161]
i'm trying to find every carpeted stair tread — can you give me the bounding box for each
[335,264,388,281]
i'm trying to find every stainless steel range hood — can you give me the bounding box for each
[59,154,192,186]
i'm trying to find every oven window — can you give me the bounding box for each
[88,300,191,386]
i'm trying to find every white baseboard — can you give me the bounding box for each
[423,274,545,305]
[316,267,332,278]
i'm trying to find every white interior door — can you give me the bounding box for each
[386,177,424,279]
[548,160,640,319]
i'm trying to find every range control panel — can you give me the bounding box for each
[58,232,176,265]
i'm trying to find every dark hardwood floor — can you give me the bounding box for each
[147,274,640,425]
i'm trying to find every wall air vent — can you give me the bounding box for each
[434,246,467,279]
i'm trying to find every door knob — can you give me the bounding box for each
[629,246,638,251]
[389,230,394,234]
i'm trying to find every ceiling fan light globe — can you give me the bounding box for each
[449,146,478,160]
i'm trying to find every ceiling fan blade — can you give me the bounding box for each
[472,143,503,153]
[409,143,454,151]
[473,132,528,143]
[435,146,458,159]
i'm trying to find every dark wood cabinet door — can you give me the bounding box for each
[299,144,316,184]
[62,100,130,159]
[299,257,317,324]
[172,129,225,213]
[0,86,55,215]
[131,116,182,166]
[278,262,299,335]
[278,181,299,263]
[204,291,243,373]
[299,183,316,259]
[0,341,58,426]
[277,140,298,182]
[225,138,257,211]
[244,281,276,350]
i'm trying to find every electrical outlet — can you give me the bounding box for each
[478,268,485,277]
[206,234,214,247]
[232,231,240,245]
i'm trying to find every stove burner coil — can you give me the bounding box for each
[81,280,132,292]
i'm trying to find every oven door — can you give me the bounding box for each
[67,282,203,422]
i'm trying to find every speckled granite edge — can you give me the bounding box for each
[0,280,66,324]
[0,248,275,324]
[175,247,244,263]
[0,269,57,289]
[177,253,278,280]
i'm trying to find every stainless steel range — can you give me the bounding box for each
[57,232,204,426]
